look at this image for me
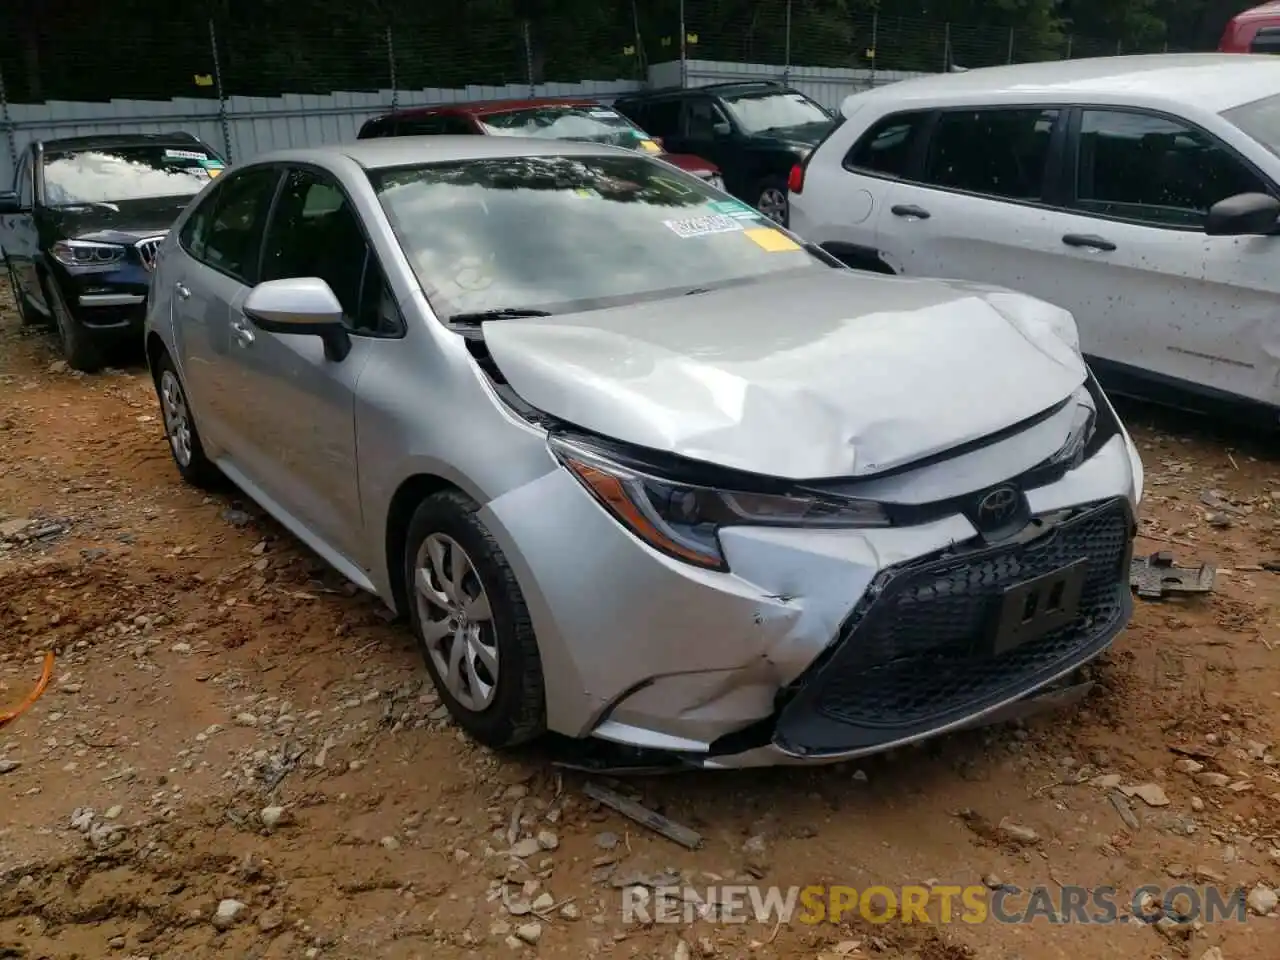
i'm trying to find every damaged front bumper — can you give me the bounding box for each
[702,496,1132,768]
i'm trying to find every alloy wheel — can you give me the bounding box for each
[414,532,499,712]
[159,369,194,467]
[757,187,789,225]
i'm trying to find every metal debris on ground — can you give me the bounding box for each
[1129,551,1215,600]
[581,782,703,850]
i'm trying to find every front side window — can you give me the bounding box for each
[921,108,1059,202]
[478,105,657,152]
[188,166,280,282]
[720,89,831,136]
[42,144,225,205]
[1074,109,1268,228]
[371,154,821,319]
[844,111,928,178]
[260,168,398,336]
[684,98,729,139]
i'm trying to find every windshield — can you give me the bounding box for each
[1222,92,1280,157]
[478,105,662,154]
[42,145,224,204]
[722,91,832,135]
[371,154,818,317]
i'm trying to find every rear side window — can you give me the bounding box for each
[921,108,1059,202]
[843,112,927,178]
[629,99,681,136]
[398,115,474,136]
[1252,26,1280,53]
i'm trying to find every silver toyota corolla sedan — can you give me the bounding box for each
[143,136,1143,769]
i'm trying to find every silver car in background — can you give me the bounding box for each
[144,137,1143,769]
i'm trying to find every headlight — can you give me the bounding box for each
[52,239,125,267]
[549,435,889,570]
[1047,399,1096,470]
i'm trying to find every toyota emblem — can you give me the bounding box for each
[976,486,1020,529]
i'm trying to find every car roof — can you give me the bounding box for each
[617,80,790,101]
[1232,1,1280,22]
[40,132,209,152]
[849,53,1280,115]
[251,135,633,171]
[368,97,611,122]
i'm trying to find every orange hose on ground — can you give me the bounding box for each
[0,651,54,730]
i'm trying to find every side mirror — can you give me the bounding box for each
[711,121,732,137]
[0,190,23,214]
[243,277,351,362]
[1205,192,1280,236]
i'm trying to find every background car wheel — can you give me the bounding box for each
[755,178,790,226]
[5,261,46,327]
[47,281,103,372]
[153,350,220,488]
[404,490,545,749]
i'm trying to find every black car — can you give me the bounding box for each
[0,132,226,371]
[612,80,837,226]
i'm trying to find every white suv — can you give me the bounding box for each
[788,54,1280,417]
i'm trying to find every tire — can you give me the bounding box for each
[5,260,47,327]
[47,279,103,372]
[755,177,790,227]
[404,490,545,749]
[152,349,221,489]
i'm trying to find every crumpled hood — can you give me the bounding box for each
[482,270,1087,479]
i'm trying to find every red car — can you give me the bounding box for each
[356,97,724,189]
[1219,2,1280,53]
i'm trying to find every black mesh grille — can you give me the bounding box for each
[796,499,1131,736]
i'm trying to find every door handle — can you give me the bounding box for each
[891,204,931,219]
[1062,233,1116,251]
[231,319,255,347]
[174,282,191,300]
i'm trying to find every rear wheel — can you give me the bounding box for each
[153,349,220,488]
[404,490,545,749]
[755,177,789,226]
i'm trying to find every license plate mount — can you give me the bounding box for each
[986,559,1088,656]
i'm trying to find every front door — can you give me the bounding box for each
[221,166,399,566]
[1046,107,1280,406]
[1,149,39,302]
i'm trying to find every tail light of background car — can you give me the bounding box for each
[787,163,805,194]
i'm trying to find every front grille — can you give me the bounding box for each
[773,498,1133,754]
[135,235,166,271]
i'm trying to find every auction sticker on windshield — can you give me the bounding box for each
[164,149,208,160]
[663,214,744,238]
[708,198,762,222]
[639,140,662,153]
[743,227,800,252]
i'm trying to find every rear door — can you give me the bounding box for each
[169,165,283,461]
[872,106,1075,301]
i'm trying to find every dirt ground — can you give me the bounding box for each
[1,287,1278,960]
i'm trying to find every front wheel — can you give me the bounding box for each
[404,490,545,749]
[755,177,790,226]
[47,281,103,372]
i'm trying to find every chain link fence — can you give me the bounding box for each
[0,3,1181,107]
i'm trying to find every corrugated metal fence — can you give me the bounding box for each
[0,60,921,188]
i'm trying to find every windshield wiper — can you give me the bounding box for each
[448,307,554,325]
